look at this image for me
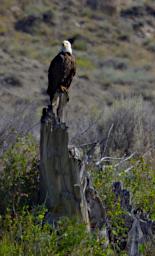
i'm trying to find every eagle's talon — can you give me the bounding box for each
[60,86,68,93]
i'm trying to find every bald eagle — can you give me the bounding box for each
[47,40,76,104]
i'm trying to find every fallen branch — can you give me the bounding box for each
[96,152,136,169]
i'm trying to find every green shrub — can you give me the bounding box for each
[121,158,155,220]
[0,135,39,214]
[90,166,128,254]
[91,156,155,220]
[0,207,57,256]
[0,209,116,256]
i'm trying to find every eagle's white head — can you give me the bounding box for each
[61,40,72,54]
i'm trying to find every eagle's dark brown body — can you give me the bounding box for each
[47,52,76,102]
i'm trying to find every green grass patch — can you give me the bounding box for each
[77,56,95,70]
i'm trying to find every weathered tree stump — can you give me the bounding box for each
[39,106,90,228]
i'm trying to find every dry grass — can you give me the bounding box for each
[0,103,39,157]
[97,97,155,156]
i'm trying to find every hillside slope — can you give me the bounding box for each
[1,0,155,140]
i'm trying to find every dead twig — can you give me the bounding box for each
[114,152,136,168]
[101,123,114,157]
[71,112,102,143]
